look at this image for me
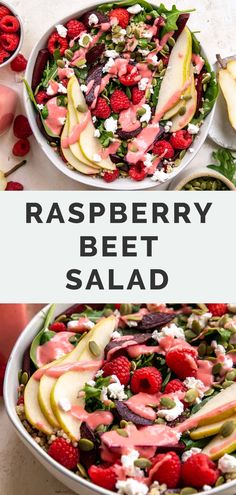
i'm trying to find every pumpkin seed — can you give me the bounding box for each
[168,37,175,47]
[77,463,88,478]
[117,428,128,437]
[226,369,236,381]
[179,150,186,160]
[185,330,196,340]
[75,58,86,68]
[157,60,164,72]
[215,476,225,487]
[178,106,186,116]
[78,438,94,451]
[198,342,207,357]
[69,336,78,344]
[134,458,152,469]
[120,420,129,428]
[57,59,65,68]
[95,424,106,433]
[89,340,101,357]
[159,68,166,77]
[180,488,198,495]
[192,320,202,335]
[222,380,234,389]
[137,108,146,117]
[163,43,170,52]
[103,308,113,317]
[18,370,22,383]
[21,371,29,385]
[64,49,73,60]
[219,420,235,438]
[155,417,166,424]
[204,388,215,397]
[202,73,211,85]
[184,389,198,403]
[182,94,192,101]
[160,397,176,409]
[120,303,133,315]
[131,361,136,371]
[212,363,222,375]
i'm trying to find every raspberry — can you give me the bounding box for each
[129,161,147,181]
[131,87,145,105]
[166,346,198,380]
[17,395,24,405]
[0,363,6,396]
[110,89,130,112]
[49,322,67,332]
[93,97,111,119]
[103,169,120,183]
[88,464,117,491]
[151,452,181,488]
[0,47,9,64]
[13,115,32,139]
[206,304,227,317]
[0,15,20,33]
[35,90,49,105]
[119,65,140,87]
[102,356,131,385]
[48,438,79,470]
[181,453,219,488]
[109,8,130,29]
[12,138,30,157]
[170,130,193,150]
[6,181,24,190]
[10,53,27,72]
[131,366,162,394]
[153,140,175,159]
[0,33,19,51]
[0,6,11,19]
[47,32,68,56]
[66,19,86,39]
[165,379,187,395]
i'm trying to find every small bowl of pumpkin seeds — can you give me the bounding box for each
[171,169,235,191]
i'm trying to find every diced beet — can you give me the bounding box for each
[117,127,142,140]
[79,422,99,468]
[110,154,124,164]
[86,43,105,65]
[80,10,109,29]
[115,401,154,426]
[86,65,103,105]
[32,49,50,91]
[138,313,175,331]
[104,333,153,359]
[173,14,190,41]
[195,73,204,115]
[156,443,186,455]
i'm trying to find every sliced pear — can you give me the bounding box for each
[218,68,236,131]
[61,116,100,175]
[68,77,115,171]
[163,65,193,121]
[51,316,116,441]
[0,170,7,191]
[227,60,236,80]
[170,72,197,132]
[203,426,236,460]
[155,27,192,119]
[191,414,236,440]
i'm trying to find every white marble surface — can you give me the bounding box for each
[0,0,235,190]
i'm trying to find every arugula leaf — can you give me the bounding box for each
[191,32,201,54]
[83,376,111,412]
[24,79,39,111]
[98,0,152,13]
[182,435,210,450]
[40,60,58,90]
[207,148,236,186]
[192,62,218,125]
[30,304,56,368]
[70,307,105,322]
[40,330,56,345]
[157,4,195,36]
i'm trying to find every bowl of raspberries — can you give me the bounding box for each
[0,1,23,67]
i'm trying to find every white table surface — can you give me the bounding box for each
[0,0,235,190]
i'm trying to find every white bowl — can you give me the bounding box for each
[23,1,215,190]
[4,303,236,495]
[170,168,236,190]
[0,1,24,68]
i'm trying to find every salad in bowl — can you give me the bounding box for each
[25,0,217,188]
[10,302,236,495]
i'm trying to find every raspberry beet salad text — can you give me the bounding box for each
[17,303,236,494]
[27,0,218,184]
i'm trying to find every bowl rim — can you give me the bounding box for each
[4,303,236,495]
[0,0,24,68]
[23,0,216,190]
[173,168,236,190]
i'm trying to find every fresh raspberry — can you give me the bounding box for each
[10,53,27,72]
[119,65,140,86]
[13,115,32,139]
[110,89,130,112]
[206,304,227,317]
[103,169,120,183]
[153,140,175,159]
[170,130,193,150]
[12,138,30,157]
[165,379,187,395]
[35,90,49,105]
[0,363,6,396]
[102,356,131,386]
[0,6,11,19]
[48,438,79,470]
[0,33,19,51]
[109,8,130,29]
[49,322,67,332]
[0,47,9,64]
[131,366,162,394]
[66,19,86,39]
[165,346,198,380]
[17,395,24,405]
[0,15,20,33]
[181,453,219,488]
[151,452,181,488]
[129,161,147,181]
[131,87,145,105]
[47,32,68,56]
[6,181,24,190]
[93,97,111,119]
[88,464,117,491]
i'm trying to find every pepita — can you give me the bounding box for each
[117,428,128,437]
[168,37,175,47]
[21,371,29,385]
[64,49,73,60]
[178,106,186,116]
[134,458,152,469]
[184,389,198,403]
[215,476,225,487]
[78,438,95,451]
[120,420,129,428]
[226,369,236,381]
[212,363,222,375]
[89,340,101,357]
[219,419,235,438]
[160,397,176,409]
[77,463,88,478]
[198,342,207,357]
[180,488,198,495]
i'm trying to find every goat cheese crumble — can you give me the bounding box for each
[182,447,202,462]
[187,123,200,135]
[127,4,144,14]
[116,478,148,495]
[152,323,185,342]
[218,454,236,473]
[157,397,184,422]
[140,104,151,123]
[56,24,68,38]
[88,13,99,26]
[104,116,118,133]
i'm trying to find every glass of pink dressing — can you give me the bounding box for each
[0,84,18,136]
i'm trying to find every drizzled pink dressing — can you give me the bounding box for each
[175,401,236,434]
[45,97,67,136]
[61,111,91,148]
[125,392,159,420]
[126,124,160,163]
[58,68,74,80]
[71,406,113,430]
[34,360,102,380]
[192,54,205,75]
[101,140,121,159]
[197,359,214,387]
[36,332,75,368]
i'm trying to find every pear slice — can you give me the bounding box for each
[218,68,236,131]
[163,64,194,121]
[51,316,116,441]
[0,170,7,191]
[61,116,100,175]
[227,60,236,80]
[203,424,236,460]
[191,414,236,440]
[155,27,192,119]
[170,72,197,132]
[69,77,116,171]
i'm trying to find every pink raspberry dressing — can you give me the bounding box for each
[61,111,91,148]
[36,331,75,367]
[34,360,103,380]
[70,405,113,430]
[45,97,67,136]
[0,84,18,136]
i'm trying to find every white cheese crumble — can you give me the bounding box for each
[93,153,102,163]
[187,312,212,330]
[103,57,115,73]
[57,82,67,94]
[56,24,68,38]
[148,54,158,66]
[95,369,104,378]
[218,454,236,473]
[88,13,99,26]
[94,129,101,138]
[203,485,212,491]
[116,479,148,495]
[189,147,194,153]
[140,104,151,123]
[58,117,66,125]
[187,123,200,135]
[105,49,119,59]
[58,397,71,412]
[164,121,172,133]
[121,450,143,478]
[142,30,154,39]
[67,320,94,330]
[112,29,127,44]
[87,379,96,387]
[183,377,205,398]
[112,330,121,339]
[143,153,153,169]
[92,116,97,123]
[138,77,149,91]
[79,33,93,48]
[37,104,44,111]
[157,397,184,422]
[152,323,185,342]
[80,84,87,93]
[127,3,144,14]
[102,376,127,401]
[151,169,168,183]
[182,447,202,462]
[139,49,150,57]
[104,116,118,133]
[211,340,226,355]
[228,304,236,313]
